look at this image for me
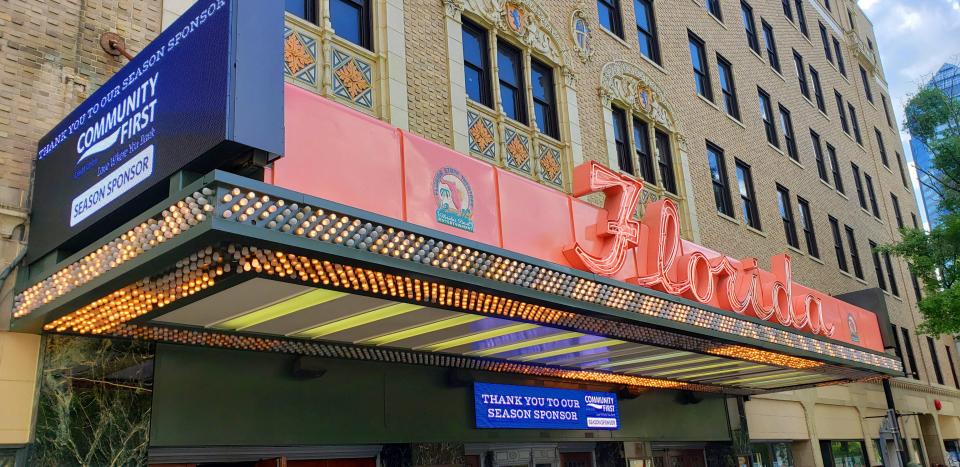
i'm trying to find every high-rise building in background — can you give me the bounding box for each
[910,61,960,228]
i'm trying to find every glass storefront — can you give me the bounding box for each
[819,440,867,467]
[749,442,794,467]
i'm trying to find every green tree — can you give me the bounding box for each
[880,86,960,335]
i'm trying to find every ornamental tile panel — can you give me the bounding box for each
[332,47,374,108]
[283,26,318,87]
[537,144,563,188]
[504,127,531,175]
[467,110,496,160]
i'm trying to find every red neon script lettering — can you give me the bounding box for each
[563,162,642,276]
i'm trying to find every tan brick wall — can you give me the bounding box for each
[403,0,454,146]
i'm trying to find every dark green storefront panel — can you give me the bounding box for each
[150,344,731,447]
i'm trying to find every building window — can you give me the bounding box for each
[892,325,909,375]
[875,128,889,166]
[741,1,760,53]
[884,251,900,296]
[893,152,910,190]
[793,51,809,99]
[911,212,919,229]
[752,443,795,467]
[656,130,677,194]
[708,142,734,217]
[902,328,920,379]
[869,240,887,290]
[911,268,923,301]
[846,226,864,279]
[462,19,492,107]
[824,0,832,11]
[820,441,867,467]
[946,346,960,388]
[612,107,633,175]
[835,91,849,134]
[781,0,793,20]
[497,41,527,124]
[736,160,761,229]
[794,0,808,36]
[758,88,778,147]
[833,37,846,76]
[819,22,833,63]
[892,193,904,229]
[762,21,781,73]
[809,66,825,112]
[778,185,800,248]
[633,118,656,182]
[286,0,318,23]
[689,32,713,101]
[881,94,894,128]
[779,106,798,161]
[598,0,624,37]
[848,103,862,144]
[829,216,847,272]
[864,172,880,218]
[330,0,373,50]
[634,0,660,63]
[717,54,740,119]
[798,197,819,257]
[531,59,559,139]
[852,163,867,210]
[827,143,844,193]
[860,65,874,103]
[811,130,827,181]
[706,0,723,20]
[928,337,945,385]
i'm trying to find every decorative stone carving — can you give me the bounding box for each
[444,0,465,18]
[569,9,593,63]
[599,60,680,134]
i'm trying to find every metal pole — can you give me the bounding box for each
[883,379,910,466]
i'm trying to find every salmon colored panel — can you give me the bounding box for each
[568,199,637,283]
[272,85,404,220]
[497,168,574,265]
[401,131,501,248]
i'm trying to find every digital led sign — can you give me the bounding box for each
[28,0,284,263]
[474,382,620,430]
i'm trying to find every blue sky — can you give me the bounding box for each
[859,0,960,222]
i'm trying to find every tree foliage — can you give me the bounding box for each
[882,86,960,335]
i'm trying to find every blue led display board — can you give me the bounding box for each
[28,0,284,263]
[474,382,620,430]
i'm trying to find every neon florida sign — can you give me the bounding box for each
[563,162,837,339]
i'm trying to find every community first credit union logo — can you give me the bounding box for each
[69,72,160,227]
[433,167,474,232]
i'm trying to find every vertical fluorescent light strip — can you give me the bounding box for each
[295,302,424,338]
[362,315,485,346]
[215,289,348,330]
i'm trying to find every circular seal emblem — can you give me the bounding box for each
[433,167,475,232]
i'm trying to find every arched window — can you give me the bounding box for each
[445,0,583,192]
[283,0,408,124]
[600,61,696,237]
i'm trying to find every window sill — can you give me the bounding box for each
[817,107,830,120]
[599,26,632,49]
[749,48,765,63]
[707,12,727,29]
[786,244,806,257]
[746,225,767,237]
[696,93,721,112]
[725,113,746,128]
[836,190,850,201]
[809,255,825,265]
[854,275,868,286]
[838,268,854,279]
[787,156,804,170]
[819,178,834,191]
[883,164,894,175]
[717,211,740,226]
[767,142,785,156]
[637,52,668,75]
[770,67,787,82]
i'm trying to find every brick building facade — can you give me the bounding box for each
[0,0,957,465]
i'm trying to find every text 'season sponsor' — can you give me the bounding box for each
[71,145,155,227]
